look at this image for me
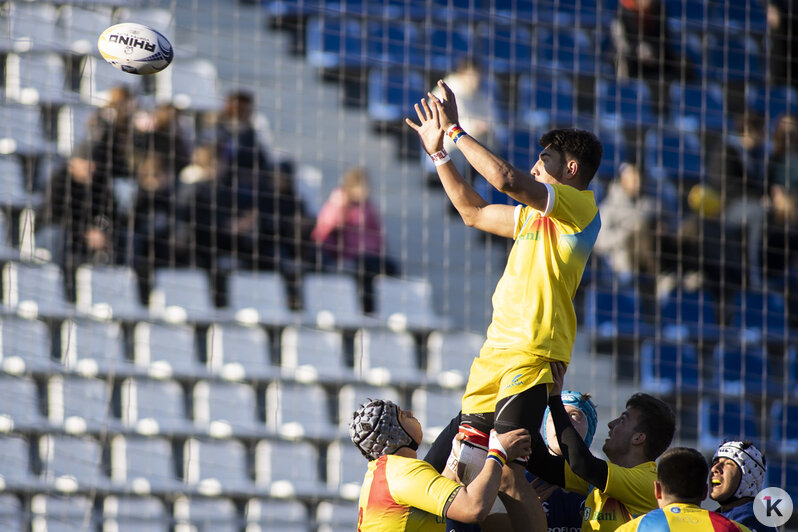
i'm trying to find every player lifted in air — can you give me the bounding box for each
[406,80,603,528]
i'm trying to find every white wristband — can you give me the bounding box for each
[488,430,508,459]
[430,149,450,167]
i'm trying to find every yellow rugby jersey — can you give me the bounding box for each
[484,183,600,362]
[615,503,753,532]
[357,455,461,532]
[564,460,658,532]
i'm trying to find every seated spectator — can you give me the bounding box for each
[312,167,399,313]
[133,103,191,174]
[211,90,271,179]
[769,114,798,189]
[40,142,116,301]
[88,85,137,179]
[709,441,777,532]
[616,447,752,531]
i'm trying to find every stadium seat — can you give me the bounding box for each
[337,383,401,435]
[767,459,798,502]
[0,104,50,156]
[353,328,424,385]
[517,75,578,130]
[424,24,475,73]
[326,439,367,498]
[227,270,297,326]
[316,500,359,532]
[255,439,325,497]
[119,377,192,436]
[183,437,253,493]
[706,34,764,85]
[639,339,700,396]
[47,375,117,433]
[110,435,179,493]
[39,434,105,490]
[56,5,113,54]
[205,323,275,380]
[0,211,19,262]
[488,0,549,25]
[669,83,730,133]
[0,374,40,431]
[643,128,703,183]
[712,0,767,34]
[595,128,627,181]
[0,434,35,490]
[133,322,202,378]
[193,380,262,437]
[367,67,426,124]
[245,498,309,532]
[265,381,336,439]
[173,496,241,532]
[30,494,95,532]
[747,84,798,128]
[155,58,220,111]
[426,330,483,388]
[411,388,464,437]
[56,104,95,156]
[0,156,36,210]
[770,401,798,455]
[0,2,59,51]
[582,285,654,340]
[3,261,73,318]
[474,22,533,75]
[78,55,142,107]
[0,493,24,532]
[151,268,217,322]
[535,28,598,77]
[281,325,352,382]
[373,275,450,332]
[301,273,378,329]
[5,52,68,105]
[698,398,759,453]
[305,17,367,71]
[664,0,710,32]
[60,319,127,375]
[712,341,771,396]
[102,496,169,532]
[366,20,424,69]
[729,290,789,344]
[0,316,55,373]
[658,287,720,342]
[75,265,150,321]
[596,79,658,130]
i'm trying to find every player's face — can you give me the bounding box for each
[709,457,742,502]
[545,405,590,456]
[398,408,423,446]
[601,407,641,460]
[530,146,567,185]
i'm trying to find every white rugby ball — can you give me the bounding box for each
[97,23,173,75]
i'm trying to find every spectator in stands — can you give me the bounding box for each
[593,162,659,282]
[312,166,398,314]
[429,60,495,184]
[769,114,798,189]
[212,90,271,180]
[350,398,545,531]
[767,0,798,89]
[125,154,177,303]
[616,447,752,531]
[88,85,137,179]
[709,441,776,532]
[528,362,676,531]
[133,103,191,175]
[41,142,116,301]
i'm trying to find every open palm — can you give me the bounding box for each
[405,95,444,155]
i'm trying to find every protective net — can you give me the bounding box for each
[0,0,796,530]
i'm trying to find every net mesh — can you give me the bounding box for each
[0,0,796,530]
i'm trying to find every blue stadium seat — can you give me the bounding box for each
[669,83,730,133]
[3,262,73,318]
[39,434,105,490]
[639,339,700,396]
[110,435,179,493]
[265,381,336,439]
[301,273,378,329]
[0,493,24,532]
[0,434,35,490]
[747,85,798,125]
[706,34,764,85]
[193,380,262,437]
[475,23,533,75]
[424,24,475,73]
[0,3,58,51]
[767,459,798,502]
[227,270,297,326]
[102,496,169,532]
[582,285,654,340]
[374,275,450,332]
[0,316,55,373]
[517,75,577,129]
[426,330,484,388]
[133,322,202,378]
[367,0,427,20]
[367,67,426,124]
[305,17,366,71]
[596,79,658,130]
[730,290,789,344]
[47,375,118,433]
[595,129,627,181]
[56,6,113,54]
[151,268,217,322]
[173,497,241,532]
[658,288,720,342]
[183,437,253,493]
[60,319,127,375]
[326,440,367,498]
[770,401,798,455]
[664,0,709,32]
[487,0,552,25]
[411,388,464,435]
[5,53,69,105]
[644,128,703,183]
[266,0,323,22]
[366,20,424,69]
[205,323,276,380]
[0,374,40,431]
[711,0,767,34]
[255,439,326,497]
[712,341,781,397]
[120,377,192,435]
[353,328,424,385]
[154,57,220,112]
[31,494,96,532]
[698,398,759,453]
[75,265,149,321]
[281,325,353,382]
[245,499,310,532]
[535,28,599,77]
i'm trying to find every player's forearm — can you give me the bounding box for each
[435,161,489,227]
[447,458,504,522]
[549,396,608,488]
[525,435,567,487]
[454,134,524,195]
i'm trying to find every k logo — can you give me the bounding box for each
[753,487,793,528]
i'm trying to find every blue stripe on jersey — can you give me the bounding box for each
[636,508,670,531]
[560,211,601,255]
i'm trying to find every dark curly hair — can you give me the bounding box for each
[626,393,676,461]
[538,128,603,187]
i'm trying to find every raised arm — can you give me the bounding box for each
[432,80,550,212]
[405,97,515,238]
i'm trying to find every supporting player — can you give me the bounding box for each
[405,80,603,525]
[616,447,753,531]
[349,399,544,531]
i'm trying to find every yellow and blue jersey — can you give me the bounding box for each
[616,503,753,532]
[357,455,461,532]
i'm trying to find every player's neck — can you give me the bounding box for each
[718,496,753,513]
[394,447,418,459]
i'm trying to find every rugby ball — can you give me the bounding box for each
[97,23,173,75]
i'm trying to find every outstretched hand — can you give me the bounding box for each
[405,95,444,155]
[435,80,460,130]
[549,362,566,397]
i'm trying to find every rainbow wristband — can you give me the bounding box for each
[487,450,507,466]
[447,124,467,144]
